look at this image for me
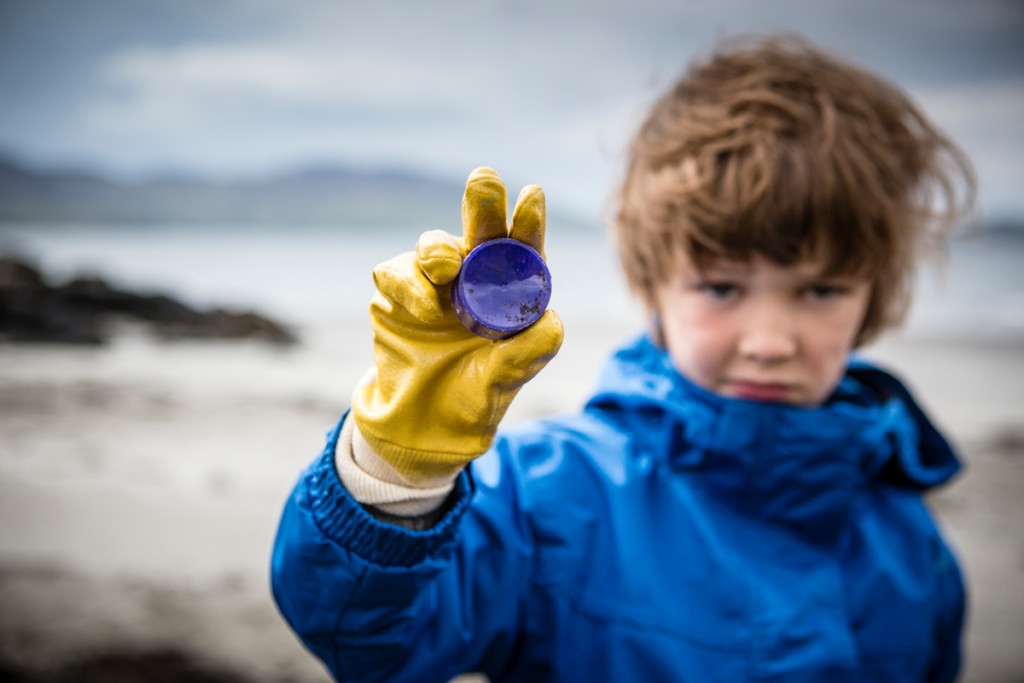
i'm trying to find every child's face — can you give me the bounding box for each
[654,253,871,407]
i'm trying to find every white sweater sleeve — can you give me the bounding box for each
[333,413,459,518]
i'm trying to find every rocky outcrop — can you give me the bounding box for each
[0,255,297,346]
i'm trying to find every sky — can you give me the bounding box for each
[1,0,1022,222]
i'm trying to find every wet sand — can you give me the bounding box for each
[0,320,1021,682]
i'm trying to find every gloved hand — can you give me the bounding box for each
[351,167,564,485]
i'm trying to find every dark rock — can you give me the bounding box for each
[0,255,297,346]
[165,308,296,345]
[0,257,106,344]
[0,257,46,289]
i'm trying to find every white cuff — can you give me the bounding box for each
[334,413,457,517]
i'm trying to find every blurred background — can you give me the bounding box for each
[0,1,1021,681]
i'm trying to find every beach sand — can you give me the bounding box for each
[0,317,1022,682]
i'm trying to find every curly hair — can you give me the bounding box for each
[613,35,975,345]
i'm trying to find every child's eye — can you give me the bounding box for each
[700,282,739,300]
[804,284,847,300]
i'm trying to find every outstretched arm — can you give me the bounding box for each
[271,168,562,681]
[271,420,535,682]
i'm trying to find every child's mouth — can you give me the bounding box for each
[728,380,792,402]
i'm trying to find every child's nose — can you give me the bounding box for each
[737,308,798,363]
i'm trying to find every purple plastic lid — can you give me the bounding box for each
[450,238,552,340]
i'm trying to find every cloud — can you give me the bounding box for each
[74,34,644,213]
[2,0,1021,217]
[79,42,474,174]
[916,80,1024,128]
[912,79,1024,218]
[96,42,471,108]
[103,45,320,100]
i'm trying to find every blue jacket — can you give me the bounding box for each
[272,335,965,682]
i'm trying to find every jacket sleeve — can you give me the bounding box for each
[270,415,534,682]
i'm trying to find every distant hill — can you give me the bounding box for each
[0,156,467,226]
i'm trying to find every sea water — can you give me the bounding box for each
[0,221,1020,342]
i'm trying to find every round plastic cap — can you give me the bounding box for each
[450,238,552,340]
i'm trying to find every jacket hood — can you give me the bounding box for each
[586,335,960,541]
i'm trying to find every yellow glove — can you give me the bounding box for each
[351,167,564,485]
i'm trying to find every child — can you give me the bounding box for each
[272,35,975,682]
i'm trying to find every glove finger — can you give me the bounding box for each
[416,229,463,286]
[461,167,508,252]
[509,184,546,259]
[371,251,444,323]
[490,309,564,383]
